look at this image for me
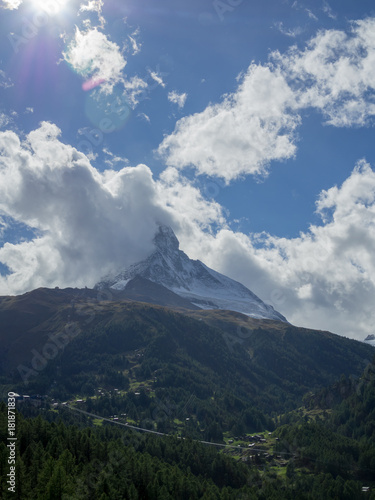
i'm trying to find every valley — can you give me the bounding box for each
[1,285,374,498]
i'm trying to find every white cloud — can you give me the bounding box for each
[1,122,375,340]
[168,90,188,109]
[322,1,336,20]
[0,122,228,295]
[123,76,148,108]
[137,112,150,123]
[0,70,13,89]
[0,0,22,9]
[160,17,375,182]
[63,23,161,107]
[79,0,105,27]
[157,167,227,232]
[276,17,375,126]
[274,21,303,38]
[177,161,375,341]
[0,123,173,294]
[148,68,166,88]
[305,8,318,21]
[102,147,128,168]
[64,27,126,94]
[0,216,8,238]
[128,28,142,55]
[124,65,167,107]
[159,64,300,182]
[3,17,375,341]
[0,113,11,128]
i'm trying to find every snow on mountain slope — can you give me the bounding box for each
[96,225,287,322]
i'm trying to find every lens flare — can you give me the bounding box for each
[29,0,69,14]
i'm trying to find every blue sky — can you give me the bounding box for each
[1,0,375,341]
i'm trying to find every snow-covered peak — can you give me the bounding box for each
[96,226,287,322]
[154,225,180,252]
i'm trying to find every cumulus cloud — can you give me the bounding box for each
[3,16,375,341]
[0,0,22,9]
[1,121,374,340]
[63,18,149,103]
[178,161,375,341]
[159,64,300,183]
[168,91,187,109]
[160,17,375,182]
[0,122,173,294]
[275,17,375,126]
[0,122,226,296]
[64,27,127,94]
[157,167,227,233]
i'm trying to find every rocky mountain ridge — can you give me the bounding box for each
[96,225,287,322]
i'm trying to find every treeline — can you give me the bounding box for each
[275,422,373,479]
[2,404,374,499]
[11,308,372,438]
[0,403,374,500]
[0,403,249,499]
[273,358,375,494]
[11,302,373,408]
[308,360,375,444]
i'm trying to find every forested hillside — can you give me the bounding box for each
[1,294,373,439]
[1,383,375,500]
[1,291,374,498]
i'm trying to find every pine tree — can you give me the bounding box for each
[45,463,66,500]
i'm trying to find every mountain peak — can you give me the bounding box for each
[96,225,287,322]
[154,225,179,252]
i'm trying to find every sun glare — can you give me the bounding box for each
[29,0,69,14]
